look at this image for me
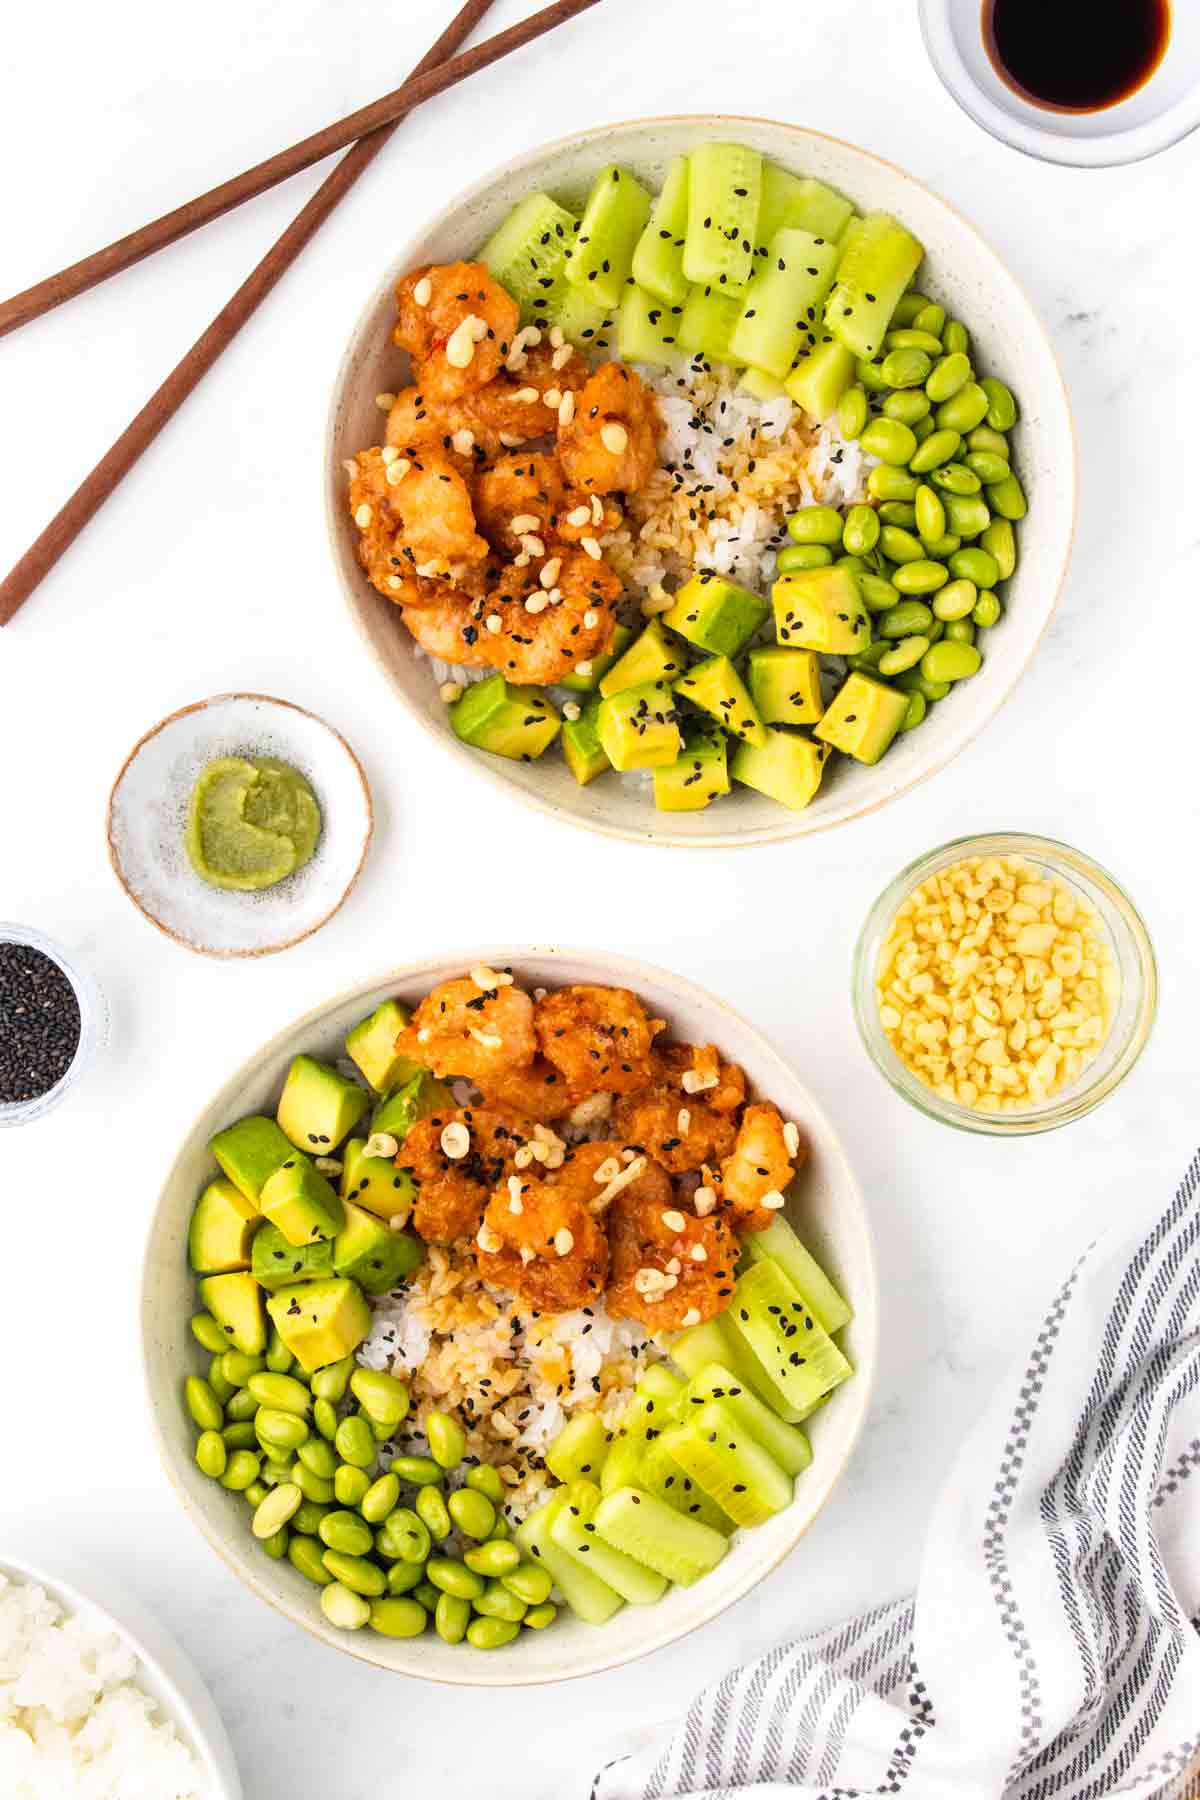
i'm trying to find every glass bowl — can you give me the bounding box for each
[0,924,109,1128]
[852,834,1156,1136]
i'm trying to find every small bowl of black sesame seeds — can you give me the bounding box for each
[0,926,109,1126]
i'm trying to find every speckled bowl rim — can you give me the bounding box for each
[324,112,1078,850]
[141,945,878,1686]
[105,693,374,960]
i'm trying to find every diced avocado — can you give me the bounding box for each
[344,1000,422,1096]
[334,1199,424,1297]
[260,1155,344,1248]
[772,568,870,656]
[652,724,730,812]
[341,1138,418,1222]
[373,1070,454,1143]
[673,655,768,748]
[266,1277,371,1374]
[188,1178,260,1275]
[662,573,770,660]
[251,1222,335,1292]
[277,1055,369,1153]
[559,624,632,693]
[208,1115,293,1204]
[784,340,856,420]
[562,696,612,787]
[596,680,682,772]
[199,1272,266,1356]
[598,621,685,699]
[746,646,825,726]
[814,672,909,764]
[449,674,560,761]
[730,730,829,810]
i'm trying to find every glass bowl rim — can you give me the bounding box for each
[0,923,108,1127]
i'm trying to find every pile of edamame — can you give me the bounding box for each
[780,298,1023,735]
[186,1312,556,1650]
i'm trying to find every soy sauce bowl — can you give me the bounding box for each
[0,924,110,1128]
[920,0,1200,167]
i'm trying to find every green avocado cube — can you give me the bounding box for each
[558,624,632,694]
[199,1272,266,1356]
[251,1222,336,1292]
[662,573,770,661]
[372,1071,454,1144]
[450,675,560,761]
[814,672,909,764]
[773,568,870,656]
[596,680,683,772]
[277,1054,370,1153]
[652,725,731,812]
[188,1178,260,1275]
[730,730,829,810]
[746,646,825,726]
[344,1000,423,1096]
[266,1277,371,1374]
[341,1138,418,1222]
[562,696,612,787]
[260,1155,344,1248]
[209,1115,293,1204]
[673,655,768,748]
[334,1199,424,1296]
[598,621,685,699]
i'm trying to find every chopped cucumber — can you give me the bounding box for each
[550,285,616,351]
[677,284,744,366]
[785,340,856,419]
[659,1397,794,1527]
[618,284,684,367]
[739,365,788,401]
[564,165,653,310]
[679,1362,813,1479]
[824,211,924,361]
[546,1411,611,1486]
[600,1379,679,1493]
[683,142,762,292]
[742,1215,852,1335]
[667,1314,806,1424]
[728,228,840,379]
[757,164,854,245]
[514,1495,624,1625]
[637,1437,735,1535]
[479,192,577,324]
[594,1487,728,1587]
[632,154,690,304]
[550,1481,669,1604]
[729,1259,853,1416]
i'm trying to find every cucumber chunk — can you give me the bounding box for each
[550,286,616,352]
[479,192,577,324]
[730,1259,853,1416]
[593,1487,728,1586]
[824,212,924,361]
[677,284,744,366]
[617,284,684,367]
[514,1496,624,1625]
[785,341,856,420]
[659,1397,794,1528]
[742,1216,852,1335]
[545,1411,611,1485]
[729,228,841,379]
[637,1437,735,1534]
[680,1362,813,1479]
[550,1481,669,1604]
[632,154,690,305]
[683,142,763,292]
[600,1381,679,1493]
[667,1314,805,1424]
[564,165,653,309]
[757,164,854,247]
[739,366,788,401]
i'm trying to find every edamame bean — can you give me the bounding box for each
[922,640,982,684]
[184,1377,224,1433]
[880,347,932,390]
[987,474,1027,520]
[908,428,961,474]
[891,292,930,327]
[911,415,935,443]
[937,382,989,434]
[925,351,972,404]
[463,1540,522,1578]
[243,1481,269,1509]
[369,1597,427,1638]
[980,376,1018,431]
[190,1313,228,1355]
[895,668,951,702]
[980,519,1016,581]
[912,301,946,337]
[932,578,977,621]
[893,559,949,595]
[883,389,931,425]
[195,1431,227,1479]
[224,1387,259,1423]
[465,1463,506,1504]
[965,450,1011,486]
[260,1458,297,1488]
[253,1482,302,1540]
[967,425,1009,458]
[435,1592,471,1645]
[943,319,970,356]
[219,1450,261,1492]
[415,1485,452,1543]
[265,1328,294,1375]
[948,547,1000,587]
[487,1516,511,1540]
[379,1508,430,1564]
[321,1581,371,1630]
[321,1551,387,1598]
[292,1462,335,1504]
[775,543,833,572]
[914,484,946,544]
[297,1438,338,1480]
[942,494,991,539]
[879,601,934,639]
[313,1398,339,1442]
[945,618,976,644]
[289,1535,333,1586]
[319,1509,374,1557]
[311,1357,355,1403]
[973,590,1003,628]
[878,525,925,565]
[256,1408,309,1452]
[920,532,962,559]
[467,1617,520,1651]
[349,1368,410,1431]
[292,1500,328,1536]
[884,328,944,357]
[523,1603,558,1630]
[502,1562,554,1607]
[877,636,930,676]
[849,642,889,673]
[930,462,981,496]
[860,417,917,465]
[220,1351,264,1388]
[899,690,927,732]
[425,1412,466,1471]
[447,1488,495,1541]
[786,504,845,546]
[427,1557,485,1600]
[334,1414,376,1469]
[926,619,945,643]
[841,504,880,555]
[413,1581,440,1612]
[248,1372,311,1416]
[877,502,916,529]
[859,573,901,613]
[390,1454,443,1487]
[867,465,919,503]
[207,1359,237,1405]
[386,1559,424,1595]
[334,1464,372,1508]
[836,384,868,440]
[222,1421,258,1450]
[855,357,890,393]
[260,1529,289,1561]
[474,1581,526,1624]
[361,1473,400,1524]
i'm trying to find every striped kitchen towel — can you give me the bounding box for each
[595,1152,1200,1800]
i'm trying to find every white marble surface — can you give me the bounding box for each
[1,1,1195,1794]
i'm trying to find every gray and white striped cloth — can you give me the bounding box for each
[594,1152,1200,1800]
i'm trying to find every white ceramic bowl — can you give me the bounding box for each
[325,115,1076,848]
[142,948,877,1685]
[0,1549,242,1798]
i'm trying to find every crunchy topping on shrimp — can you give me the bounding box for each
[393,261,518,402]
[475,1177,609,1312]
[475,1056,585,1123]
[475,551,620,685]
[606,1188,739,1330]
[401,1107,535,1244]
[473,452,620,554]
[535,984,664,1094]
[400,595,491,665]
[349,445,488,588]
[558,362,662,494]
[544,1140,672,1213]
[612,1083,738,1176]
[718,1102,801,1233]
[395,977,535,1082]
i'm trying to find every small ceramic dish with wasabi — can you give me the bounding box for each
[107,694,373,959]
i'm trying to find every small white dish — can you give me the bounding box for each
[0,1547,242,1799]
[107,694,373,959]
[920,0,1200,168]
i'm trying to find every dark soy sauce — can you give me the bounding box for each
[983,0,1171,113]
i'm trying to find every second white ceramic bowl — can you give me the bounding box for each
[326,115,1076,848]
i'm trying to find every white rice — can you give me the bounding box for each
[0,1573,209,1800]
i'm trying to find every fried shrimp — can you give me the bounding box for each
[612,1082,738,1176]
[718,1102,800,1233]
[606,1186,739,1330]
[475,550,620,686]
[394,262,518,403]
[401,1106,535,1244]
[473,452,621,553]
[475,1056,584,1123]
[654,1044,747,1112]
[558,362,662,494]
[400,596,491,665]
[349,445,487,590]
[544,1140,673,1213]
[395,977,536,1082]
[475,1176,609,1312]
[535,985,664,1094]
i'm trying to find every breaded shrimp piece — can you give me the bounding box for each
[606,1185,739,1330]
[477,551,619,686]
[475,1176,609,1312]
[476,1056,585,1124]
[546,1141,673,1214]
[400,596,491,666]
[612,1081,738,1176]
[395,977,536,1083]
[394,262,518,403]
[349,446,487,581]
[401,1106,535,1244]
[718,1102,799,1234]
[385,387,483,474]
[535,985,664,1095]
[473,452,621,554]
[653,1043,747,1113]
[558,363,661,494]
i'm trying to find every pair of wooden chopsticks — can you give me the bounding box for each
[0,0,600,627]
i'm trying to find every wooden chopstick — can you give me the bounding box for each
[0,0,600,339]
[0,0,600,626]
